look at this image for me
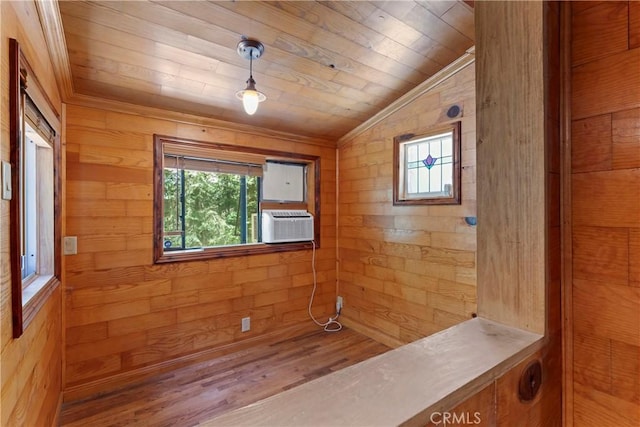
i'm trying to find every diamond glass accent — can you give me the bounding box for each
[422,154,437,169]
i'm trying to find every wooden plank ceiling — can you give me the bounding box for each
[58,1,474,141]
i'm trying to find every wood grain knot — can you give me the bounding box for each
[518,359,542,402]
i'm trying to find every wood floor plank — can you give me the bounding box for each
[60,327,389,427]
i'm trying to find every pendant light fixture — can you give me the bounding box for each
[235,38,266,115]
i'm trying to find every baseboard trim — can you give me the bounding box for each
[63,322,318,403]
[339,317,404,349]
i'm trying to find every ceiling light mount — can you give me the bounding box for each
[236,39,264,61]
[236,39,266,115]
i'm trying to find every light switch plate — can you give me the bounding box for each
[1,161,11,200]
[63,236,78,255]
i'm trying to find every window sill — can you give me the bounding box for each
[155,241,315,264]
[21,274,60,333]
[202,318,543,426]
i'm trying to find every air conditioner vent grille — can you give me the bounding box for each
[262,210,314,243]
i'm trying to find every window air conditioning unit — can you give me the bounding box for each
[262,210,314,243]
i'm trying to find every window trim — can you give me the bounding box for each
[393,121,462,206]
[153,135,321,263]
[9,38,61,338]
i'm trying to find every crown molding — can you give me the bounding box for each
[337,46,476,147]
[35,0,74,100]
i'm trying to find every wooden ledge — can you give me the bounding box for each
[203,318,543,427]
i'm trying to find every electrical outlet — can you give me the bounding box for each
[63,236,78,255]
[336,296,343,313]
[241,317,250,332]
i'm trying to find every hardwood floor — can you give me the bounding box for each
[60,327,389,427]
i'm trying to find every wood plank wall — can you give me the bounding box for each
[336,62,477,347]
[0,1,64,426]
[569,1,640,425]
[63,104,337,399]
[476,0,547,334]
[429,2,564,424]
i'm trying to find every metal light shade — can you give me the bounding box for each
[236,39,266,115]
[235,77,266,116]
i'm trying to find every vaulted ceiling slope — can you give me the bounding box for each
[57,1,474,141]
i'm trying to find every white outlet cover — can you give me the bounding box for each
[241,317,251,332]
[63,236,78,255]
[1,161,12,200]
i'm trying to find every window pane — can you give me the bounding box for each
[429,167,442,193]
[163,167,183,250]
[418,142,429,161]
[407,168,418,194]
[441,136,453,156]
[163,168,181,232]
[22,122,54,283]
[164,169,260,250]
[23,136,37,280]
[429,139,442,158]
[442,163,453,186]
[418,166,429,194]
[407,144,418,162]
[184,171,240,247]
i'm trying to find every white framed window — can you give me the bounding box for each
[393,121,461,205]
